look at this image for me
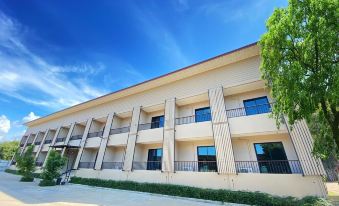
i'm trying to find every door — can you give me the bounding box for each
[147,148,162,170]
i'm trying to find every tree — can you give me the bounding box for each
[39,150,66,186]
[0,141,19,160]
[15,145,35,182]
[259,0,338,159]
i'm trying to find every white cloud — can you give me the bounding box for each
[22,112,40,123]
[0,12,107,110]
[0,115,10,140]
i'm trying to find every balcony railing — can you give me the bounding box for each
[78,162,95,169]
[55,137,66,143]
[35,162,43,167]
[132,161,162,170]
[34,141,41,145]
[138,121,163,131]
[174,161,217,172]
[175,113,212,125]
[44,139,52,144]
[87,131,104,138]
[110,126,130,135]
[70,134,83,141]
[102,162,123,170]
[26,142,32,146]
[235,160,302,174]
[226,103,273,118]
[20,143,24,147]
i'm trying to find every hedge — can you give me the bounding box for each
[5,168,41,178]
[70,176,330,206]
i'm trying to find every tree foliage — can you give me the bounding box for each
[39,150,66,186]
[259,0,339,158]
[0,140,19,160]
[15,145,35,181]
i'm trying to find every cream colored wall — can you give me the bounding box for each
[176,101,210,118]
[89,120,106,133]
[112,116,131,129]
[103,146,125,162]
[175,121,213,141]
[224,89,272,110]
[134,143,162,162]
[137,128,163,144]
[35,132,45,142]
[72,124,85,136]
[139,110,164,124]
[25,56,261,134]
[108,133,128,146]
[58,127,69,138]
[45,130,56,140]
[175,139,215,161]
[37,151,47,162]
[80,148,98,162]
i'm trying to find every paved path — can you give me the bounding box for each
[0,172,245,206]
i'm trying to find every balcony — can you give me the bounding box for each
[78,162,95,169]
[84,131,103,148]
[235,160,302,174]
[69,134,83,141]
[132,161,162,170]
[108,127,129,146]
[34,141,41,145]
[102,162,123,170]
[87,131,103,138]
[137,122,163,144]
[55,137,66,143]
[110,126,130,135]
[174,161,217,172]
[44,139,52,144]
[35,161,43,167]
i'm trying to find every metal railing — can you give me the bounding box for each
[78,162,95,169]
[235,160,302,174]
[226,103,273,118]
[20,143,24,147]
[110,126,130,135]
[34,141,41,145]
[35,162,43,167]
[138,121,163,131]
[69,134,83,141]
[102,162,123,170]
[87,131,104,138]
[174,161,217,172]
[175,113,212,125]
[44,139,52,144]
[55,137,66,143]
[132,161,162,170]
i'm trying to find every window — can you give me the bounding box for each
[243,96,271,116]
[151,115,164,129]
[147,148,162,170]
[197,146,217,172]
[254,142,291,174]
[195,107,211,122]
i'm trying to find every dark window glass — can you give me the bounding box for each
[243,96,271,115]
[195,107,211,122]
[147,148,162,170]
[197,146,217,172]
[151,116,164,128]
[254,142,291,174]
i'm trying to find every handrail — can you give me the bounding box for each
[235,160,302,174]
[174,161,217,172]
[102,162,123,170]
[44,139,52,144]
[55,137,66,143]
[175,113,211,125]
[138,121,163,131]
[226,103,273,118]
[110,126,130,135]
[78,162,95,169]
[87,131,104,138]
[34,141,41,145]
[69,134,83,141]
[132,161,162,170]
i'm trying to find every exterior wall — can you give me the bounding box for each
[134,143,162,162]
[175,139,215,161]
[103,146,125,162]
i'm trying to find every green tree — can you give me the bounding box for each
[39,150,66,186]
[0,140,19,160]
[15,145,36,182]
[259,0,338,159]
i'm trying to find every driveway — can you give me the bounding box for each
[0,172,245,206]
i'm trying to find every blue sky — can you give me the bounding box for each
[0,0,287,141]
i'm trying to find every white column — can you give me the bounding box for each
[20,134,31,155]
[162,98,176,172]
[123,107,141,171]
[61,123,76,156]
[35,129,49,160]
[73,118,93,169]
[43,127,61,167]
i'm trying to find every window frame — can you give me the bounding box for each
[194,107,211,123]
[243,96,271,116]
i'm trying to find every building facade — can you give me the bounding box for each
[14,43,326,198]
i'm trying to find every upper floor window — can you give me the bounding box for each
[195,107,211,122]
[243,96,271,116]
[151,115,164,129]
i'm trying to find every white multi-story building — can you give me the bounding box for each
[14,43,326,198]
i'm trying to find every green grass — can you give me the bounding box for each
[5,168,41,178]
[70,176,330,206]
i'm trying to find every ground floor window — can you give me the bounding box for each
[147,148,162,170]
[197,146,217,172]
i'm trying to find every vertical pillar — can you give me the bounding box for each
[73,118,93,169]
[43,127,61,167]
[95,113,115,170]
[32,132,40,145]
[286,119,325,176]
[61,123,76,156]
[208,87,236,174]
[162,98,176,172]
[123,106,141,171]
[20,134,31,155]
[35,129,49,160]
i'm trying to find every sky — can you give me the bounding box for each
[0,0,287,142]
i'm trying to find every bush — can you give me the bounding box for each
[5,168,41,178]
[39,150,66,186]
[15,145,36,182]
[70,177,330,206]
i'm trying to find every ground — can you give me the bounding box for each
[0,172,245,206]
[327,182,339,205]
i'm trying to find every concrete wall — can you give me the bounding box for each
[103,146,125,162]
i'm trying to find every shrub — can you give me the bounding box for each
[39,150,66,186]
[5,168,41,178]
[70,177,330,206]
[15,145,36,182]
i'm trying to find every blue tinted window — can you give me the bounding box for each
[195,107,211,122]
[243,97,270,115]
[151,115,164,128]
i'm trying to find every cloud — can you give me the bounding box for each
[0,12,107,110]
[0,115,10,140]
[22,112,40,123]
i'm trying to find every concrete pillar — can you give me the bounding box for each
[94,113,115,170]
[208,87,236,174]
[123,106,141,171]
[35,129,49,160]
[73,118,93,169]
[162,98,176,172]
[61,123,76,156]
[31,132,40,145]
[43,127,61,167]
[20,134,31,155]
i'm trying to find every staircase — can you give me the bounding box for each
[58,169,75,185]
